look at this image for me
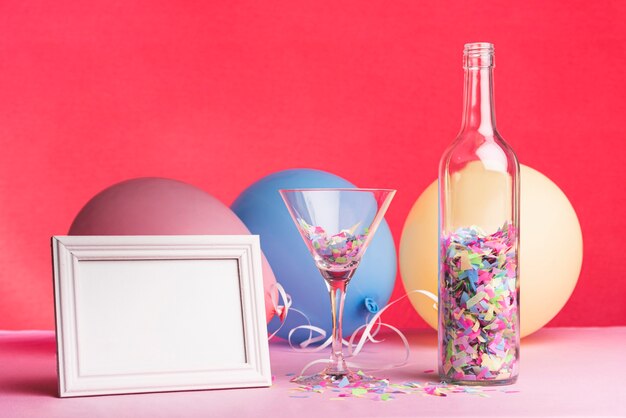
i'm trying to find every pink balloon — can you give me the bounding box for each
[69,177,277,323]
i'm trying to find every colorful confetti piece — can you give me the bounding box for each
[439,222,519,383]
[424,385,447,397]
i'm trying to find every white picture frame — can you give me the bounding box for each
[52,235,271,397]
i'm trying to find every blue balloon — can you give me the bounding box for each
[231,169,396,343]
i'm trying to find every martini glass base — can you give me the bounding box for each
[290,369,379,386]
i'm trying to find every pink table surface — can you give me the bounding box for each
[0,327,624,417]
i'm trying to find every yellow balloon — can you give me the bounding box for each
[400,165,583,338]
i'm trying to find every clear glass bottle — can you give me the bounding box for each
[438,43,520,385]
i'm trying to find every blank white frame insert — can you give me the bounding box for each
[52,235,271,397]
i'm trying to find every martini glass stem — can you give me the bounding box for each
[325,277,351,377]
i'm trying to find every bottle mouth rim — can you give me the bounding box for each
[463,42,495,68]
[464,42,494,53]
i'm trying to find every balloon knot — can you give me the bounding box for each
[364,297,379,314]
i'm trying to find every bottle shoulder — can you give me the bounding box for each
[440,130,519,176]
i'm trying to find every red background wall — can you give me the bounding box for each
[1,1,624,330]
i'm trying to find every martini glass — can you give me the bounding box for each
[279,188,396,385]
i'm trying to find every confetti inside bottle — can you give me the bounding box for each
[438,43,520,385]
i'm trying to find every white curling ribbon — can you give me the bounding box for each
[288,289,439,376]
[287,318,357,351]
[288,322,330,349]
[267,282,293,341]
[267,281,331,346]
[359,315,384,343]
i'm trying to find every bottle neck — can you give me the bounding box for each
[461,66,496,136]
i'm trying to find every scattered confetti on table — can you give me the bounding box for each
[287,371,520,401]
[297,219,368,269]
[439,222,519,383]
